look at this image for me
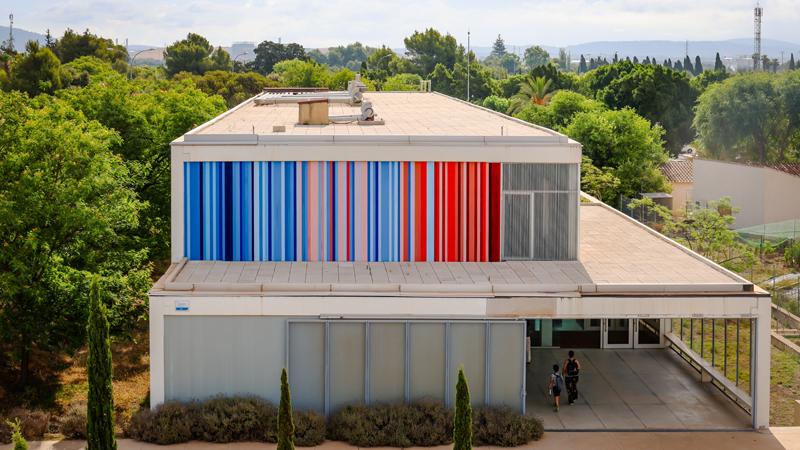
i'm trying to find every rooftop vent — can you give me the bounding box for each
[298,98,329,125]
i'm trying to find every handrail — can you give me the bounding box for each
[665,332,752,414]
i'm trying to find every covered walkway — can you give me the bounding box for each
[528,348,752,430]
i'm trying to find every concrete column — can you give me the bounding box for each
[149,299,165,409]
[170,146,185,263]
[753,296,771,429]
[542,319,553,347]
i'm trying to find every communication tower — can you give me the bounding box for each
[754,3,763,71]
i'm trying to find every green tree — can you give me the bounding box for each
[7,41,63,96]
[491,35,507,58]
[529,63,576,91]
[56,28,127,65]
[590,62,698,155]
[325,42,374,68]
[683,56,693,74]
[0,91,149,386]
[789,53,795,71]
[515,90,605,132]
[715,53,725,71]
[278,367,295,450]
[578,55,587,74]
[6,420,27,450]
[366,46,397,72]
[694,71,800,162]
[251,41,308,75]
[404,29,463,76]
[273,59,331,87]
[524,46,550,70]
[508,76,554,114]
[673,60,683,72]
[453,365,471,450]
[429,62,498,101]
[480,95,512,113]
[382,73,423,91]
[58,77,227,261]
[581,156,620,203]
[164,33,230,76]
[176,70,280,108]
[564,108,671,205]
[690,68,732,93]
[86,276,117,450]
[694,56,703,75]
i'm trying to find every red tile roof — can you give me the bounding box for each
[660,160,693,183]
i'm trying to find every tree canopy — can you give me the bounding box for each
[251,41,308,76]
[694,70,800,163]
[164,33,231,76]
[524,46,550,70]
[403,29,463,76]
[491,35,507,58]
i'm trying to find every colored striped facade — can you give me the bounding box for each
[184,161,502,262]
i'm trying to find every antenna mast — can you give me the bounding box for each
[754,3,763,71]
[467,30,470,102]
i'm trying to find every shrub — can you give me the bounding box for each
[293,409,326,447]
[0,418,11,445]
[59,403,88,438]
[328,399,453,447]
[7,420,27,450]
[471,406,544,446]
[125,401,200,445]
[195,396,277,443]
[5,409,50,439]
[481,95,512,114]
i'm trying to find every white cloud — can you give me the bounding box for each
[7,0,800,48]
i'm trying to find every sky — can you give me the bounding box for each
[5,0,800,49]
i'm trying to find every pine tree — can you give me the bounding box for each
[683,55,693,74]
[694,56,703,75]
[790,54,795,71]
[714,52,724,71]
[454,365,472,450]
[491,35,507,58]
[86,276,117,450]
[579,54,587,74]
[278,367,295,450]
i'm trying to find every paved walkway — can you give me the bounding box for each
[527,348,752,430]
[1,431,796,450]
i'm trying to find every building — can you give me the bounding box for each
[694,158,800,228]
[229,41,256,62]
[659,160,693,213]
[150,82,771,430]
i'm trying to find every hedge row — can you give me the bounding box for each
[126,396,544,447]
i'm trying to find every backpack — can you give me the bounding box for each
[554,373,565,390]
[566,360,579,377]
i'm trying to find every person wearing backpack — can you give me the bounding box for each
[563,350,581,405]
[548,364,564,411]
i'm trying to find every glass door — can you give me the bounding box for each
[633,318,664,348]
[602,319,633,348]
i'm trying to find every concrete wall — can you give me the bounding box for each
[763,170,800,225]
[670,182,693,212]
[694,159,765,228]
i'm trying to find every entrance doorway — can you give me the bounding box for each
[602,318,664,349]
[528,319,665,349]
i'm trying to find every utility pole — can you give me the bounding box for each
[7,14,14,53]
[467,30,470,101]
[685,40,689,57]
[754,3,763,71]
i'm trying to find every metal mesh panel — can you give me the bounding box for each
[369,323,406,403]
[329,322,366,411]
[448,323,486,406]
[288,322,326,411]
[502,163,578,191]
[501,163,579,261]
[409,323,446,401]
[503,194,531,259]
[488,323,524,410]
[533,192,579,260]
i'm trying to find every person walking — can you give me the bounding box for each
[549,364,564,411]
[563,350,581,405]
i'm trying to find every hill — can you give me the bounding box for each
[0,26,47,48]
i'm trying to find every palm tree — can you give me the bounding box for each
[507,76,554,115]
[771,58,779,73]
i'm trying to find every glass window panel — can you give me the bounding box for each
[288,322,326,411]
[409,323,446,401]
[330,322,366,411]
[449,323,486,406]
[369,323,406,403]
[488,323,524,412]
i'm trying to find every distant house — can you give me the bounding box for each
[694,159,800,228]
[659,160,693,213]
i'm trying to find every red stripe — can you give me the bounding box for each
[446,163,458,261]
[434,162,440,261]
[489,163,502,262]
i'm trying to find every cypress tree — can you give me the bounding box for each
[694,56,703,75]
[86,275,117,450]
[7,420,28,450]
[578,54,587,74]
[663,59,668,67]
[278,367,295,450]
[714,52,724,71]
[589,58,597,71]
[633,56,639,64]
[644,56,651,65]
[683,55,693,74]
[453,365,471,450]
[790,54,795,71]
[674,60,683,72]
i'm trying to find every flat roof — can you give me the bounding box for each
[190,92,558,139]
[152,200,751,297]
